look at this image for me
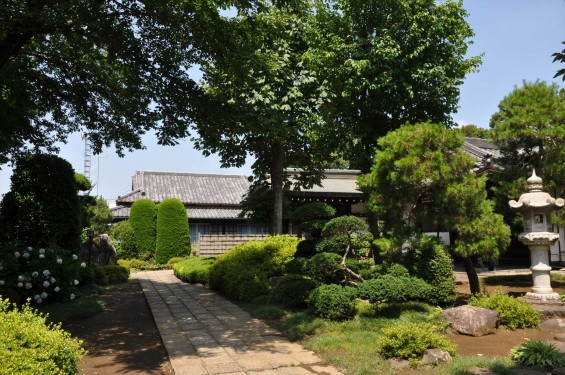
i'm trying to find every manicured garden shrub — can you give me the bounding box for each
[129,199,157,259]
[0,244,84,305]
[291,202,336,239]
[357,275,432,303]
[307,284,357,321]
[167,257,185,265]
[406,236,457,306]
[208,236,299,301]
[376,321,457,361]
[155,198,190,264]
[359,262,409,280]
[111,220,139,259]
[0,298,85,374]
[79,264,129,286]
[468,290,540,329]
[305,252,344,284]
[173,256,216,284]
[510,339,565,371]
[0,154,82,249]
[294,239,318,258]
[285,257,308,274]
[269,274,319,308]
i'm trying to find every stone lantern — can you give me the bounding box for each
[509,171,564,300]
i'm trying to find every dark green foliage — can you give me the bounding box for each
[0,154,82,249]
[307,284,357,321]
[74,173,92,192]
[510,339,565,371]
[86,197,113,236]
[270,275,319,308]
[357,275,432,304]
[111,220,138,259]
[285,257,308,275]
[129,199,157,259]
[305,252,344,284]
[252,305,285,320]
[359,262,409,280]
[406,236,457,306]
[294,240,318,258]
[173,256,216,284]
[155,198,191,264]
[468,291,540,330]
[0,298,86,374]
[208,236,299,301]
[291,203,336,239]
[376,321,457,361]
[79,264,129,286]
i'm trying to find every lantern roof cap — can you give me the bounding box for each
[509,171,565,211]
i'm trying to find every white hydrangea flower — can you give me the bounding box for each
[23,252,30,259]
[80,262,86,268]
[72,254,78,260]
[25,282,32,289]
[54,286,60,292]
[43,270,50,277]
[17,275,24,281]
[34,294,40,300]
[56,258,63,264]
[0,280,4,286]
[36,297,43,304]
[50,277,56,283]
[17,282,23,288]
[27,246,32,251]
[39,254,45,259]
[14,251,20,258]
[73,279,79,286]
[41,292,48,299]
[70,294,75,300]
[39,248,45,254]
[32,271,39,278]
[43,281,50,287]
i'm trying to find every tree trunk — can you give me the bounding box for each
[270,141,284,235]
[463,256,481,295]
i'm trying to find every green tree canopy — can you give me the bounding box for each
[359,123,510,294]
[155,198,191,264]
[0,0,253,165]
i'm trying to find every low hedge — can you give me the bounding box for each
[80,264,129,286]
[173,256,216,284]
[357,275,432,304]
[307,284,357,321]
[208,236,299,301]
[269,274,319,308]
[0,298,86,374]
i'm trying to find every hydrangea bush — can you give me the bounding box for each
[0,244,85,305]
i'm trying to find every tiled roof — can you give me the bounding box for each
[463,137,501,160]
[116,171,250,206]
[110,205,245,220]
[286,169,362,198]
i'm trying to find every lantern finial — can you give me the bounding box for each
[527,169,543,192]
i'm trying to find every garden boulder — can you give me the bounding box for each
[91,234,118,265]
[421,349,452,365]
[442,305,498,336]
[541,319,565,333]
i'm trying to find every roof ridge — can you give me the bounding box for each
[134,170,249,178]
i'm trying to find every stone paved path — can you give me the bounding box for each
[134,270,343,375]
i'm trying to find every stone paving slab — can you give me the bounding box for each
[133,270,344,375]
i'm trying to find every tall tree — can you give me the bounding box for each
[194,2,332,234]
[359,123,510,294]
[308,0,481,171]
[0,0,252,164]
[489,80,565,226]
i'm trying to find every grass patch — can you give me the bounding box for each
[435,355,516,375]
[40,284,105,324]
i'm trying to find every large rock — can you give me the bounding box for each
[541,319,565,332]
[442,305,499,336]
[89,234,117,265]
[421,349,452,365]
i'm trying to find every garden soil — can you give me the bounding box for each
[64,278,562,375]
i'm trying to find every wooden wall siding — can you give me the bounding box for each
[197,234,270,255]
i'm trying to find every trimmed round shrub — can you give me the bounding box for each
[510,339,565,371]
[0,298,86,374]
[294,239,318,258]
[129,199,157,259]
[468,290,540,329]
[155,198,190,264]
[291,202,336,238]
[270,274,319,308]
[307,284,357,320]
[357,275,432,303]
[305,252,344,284]
[376,321,457,361]
[285,257,308,274]
[208,236,299,301]
[111,220,138,259]
[406,236,457,306]
[173,256,216,284]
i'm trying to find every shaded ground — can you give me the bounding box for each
[63,280,173,375]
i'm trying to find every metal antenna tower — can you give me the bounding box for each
[82,133,92,182]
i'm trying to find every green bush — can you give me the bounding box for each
[510,339,565,371]
[129,199,157,259]
[359,262,409,280]
[294,240,318,258]
[173,256,216,284]
[270,274,319,308]
[406,236,457,306]
[252,305,285,320]
[167,257,185,265]
[291,202,336,239]
[376,321,457,361]
[80,264,129,286]
[285,257,308,274]
[468,290,540,329]
[155,198,191,264]
[357,275,432,303]
[111,220,138,259]
[305,252,344,284]
[208,236,299,301]
[0,298,85,374]
[307,284,357,321]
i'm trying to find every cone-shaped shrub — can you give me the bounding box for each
[129,199,156,259]
[155,198,190,264]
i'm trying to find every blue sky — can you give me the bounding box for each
[1,0,564,204]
